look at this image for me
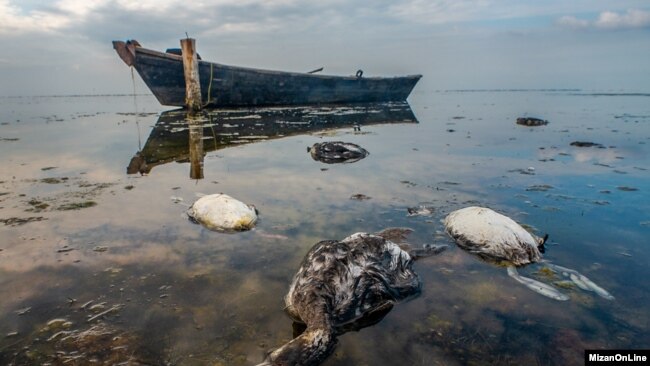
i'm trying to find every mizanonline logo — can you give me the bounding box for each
[585,350,649,365]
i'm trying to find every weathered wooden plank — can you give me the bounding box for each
[180,38,202,112]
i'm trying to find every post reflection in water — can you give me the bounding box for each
[126,102,418,177]
[187,114,205,180]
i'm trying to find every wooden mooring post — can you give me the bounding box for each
[180,38,202,112]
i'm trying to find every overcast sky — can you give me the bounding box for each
[1,0,649,96]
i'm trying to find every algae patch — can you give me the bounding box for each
[533,266,558,281]
[27,198,49,212]
[40,177,68,184]
[57,201,97,211]
[0,216,47,226]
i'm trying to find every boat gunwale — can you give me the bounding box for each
[134,46,423,82]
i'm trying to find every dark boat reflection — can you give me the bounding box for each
[127,102,418,178]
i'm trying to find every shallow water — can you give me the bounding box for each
[0,90,648,365]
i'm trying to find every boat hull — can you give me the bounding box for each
[115,42,421,107]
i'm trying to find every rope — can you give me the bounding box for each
[131,67,142,151]
[208,113,218,150]
[203,63,214,107]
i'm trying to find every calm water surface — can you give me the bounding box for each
[0,90,648,365]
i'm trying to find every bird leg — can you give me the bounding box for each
[506,266,569,301]
[258,327,337,366]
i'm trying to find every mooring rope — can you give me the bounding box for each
[131,67,142,151]
[208,113,218,150]
[203,63,214,107]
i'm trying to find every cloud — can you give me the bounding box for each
[0,0,374,42]
[556,15,590,29]
[387,0,492,24]
[558,9,650,30]
[0,0,70,33]
[384,1,650,27]
[0,0,274,35]
[595,9,650,29]
[3,1,650,41]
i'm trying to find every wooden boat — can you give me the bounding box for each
[126,102,418,176]
[113,40,422,107]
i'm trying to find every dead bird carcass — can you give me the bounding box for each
[444,206,614,301]
[187,193,257,232]
[308,141,369,164]
[258,228,446,366]
[516,117,548,126]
